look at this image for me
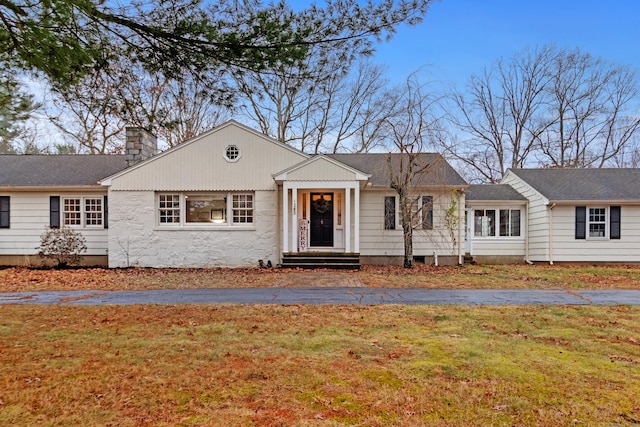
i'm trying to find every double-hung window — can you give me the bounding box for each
[159,192,254,226]
[575,206,621,239]
[59,197,104,227]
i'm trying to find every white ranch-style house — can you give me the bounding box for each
[1,121,639,267]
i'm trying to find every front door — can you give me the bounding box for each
[310,193,333,247]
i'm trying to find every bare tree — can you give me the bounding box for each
[447,45,640,182]
[384,75,448,268]
[447,45,554,182]
[539,49,640,168]
[47,70,126,154]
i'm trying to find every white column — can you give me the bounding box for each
[282,184,289,253]
[291,185,298,253]
[344,187,351,252]
[354,184,360,253]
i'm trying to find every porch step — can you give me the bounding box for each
[281,252,360,270]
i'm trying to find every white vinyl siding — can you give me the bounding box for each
[360,190,461,257]
[501,172,550,262]
[551,205,640,262]
[0,192,109,256]
[109,123,307,192]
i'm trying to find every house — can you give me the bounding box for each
[465,168,640,264]
[464,184,528,264]
[99,121,467,268]
[501,168,640,264]
[2,121,638,268]
[0,154,127,266]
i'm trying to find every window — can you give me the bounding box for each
[0,196,9,228]
[159,193,254,226]
[575,206,621,240]
[588,207,606,237]
[84,198,103,226]
[232,194,253,223]
[474,209,495,237]
[53,197,105,227]
[499,209,521,237]
[159,194,181,223]
[410,196,433,229]
[224,145,240,162]
[384,196,396,230]
[63,198,82,226]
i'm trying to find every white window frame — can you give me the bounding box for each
[473,207,523,239]
[587,206,607,239]
[157,192,254,227]
[62,196,103,228]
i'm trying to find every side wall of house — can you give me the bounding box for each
[107,190,279,268]
[501,175,550,262]
[0,191,109,266]
[550,204,640,262]
[359,189,463,264]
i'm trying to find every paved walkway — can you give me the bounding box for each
[2,288,640,305]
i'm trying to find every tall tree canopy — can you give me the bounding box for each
[0,0,433,88]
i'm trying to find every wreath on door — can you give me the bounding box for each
[313,197,330,214]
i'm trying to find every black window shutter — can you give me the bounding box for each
[0,196,9,228]
[50,196,60,228]
[422,196,433,229]
[610,206,621,239]
[104,195,109,229]
[384,196,396,230]
[575,206,586,239]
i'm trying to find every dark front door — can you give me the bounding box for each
[310,193,334,247]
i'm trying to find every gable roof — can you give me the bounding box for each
[465,184,527,202]
[0,155,127,188]
[327,153,467,187]
[273,155,370,183]
[507,168,640,202]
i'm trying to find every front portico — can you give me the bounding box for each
[273,156,370,258]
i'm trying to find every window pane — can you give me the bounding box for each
[499,210,509,236]
[159,194,180,223]
[232,194,253,223]
[510,210,521,237]
[84,198,103,226]
[486,210,496,236]
[63,198,81,226]
[588,207,606,237]
[186,194,226,223]
[474,210,484,237]
[384,196,395,230]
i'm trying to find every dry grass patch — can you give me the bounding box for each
[1,304,640,426]
[1,264,640,292]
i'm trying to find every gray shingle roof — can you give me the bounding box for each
[327,153,467,187]
[508,168,640,201]
[465,184,527,201]
[0,155,128,187]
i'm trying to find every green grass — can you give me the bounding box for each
[1,304,639,426]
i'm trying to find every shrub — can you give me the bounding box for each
[37,226,87,268]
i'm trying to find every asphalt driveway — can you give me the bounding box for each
[2,288,640,305]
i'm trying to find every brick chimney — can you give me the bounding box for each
[125,127,157,167]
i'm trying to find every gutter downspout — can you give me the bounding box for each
[548,203,556,265]
[458,190,464,265]
[525,200,533,264]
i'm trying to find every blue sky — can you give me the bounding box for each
[373,0,640,87]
